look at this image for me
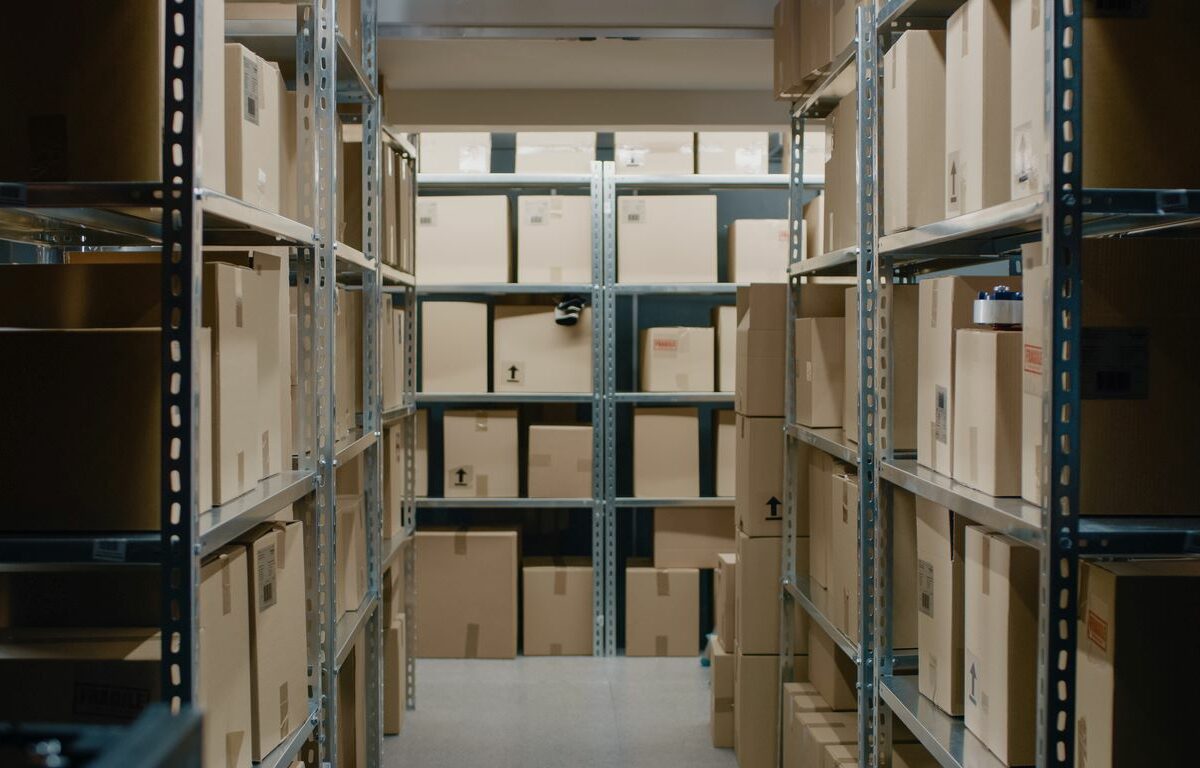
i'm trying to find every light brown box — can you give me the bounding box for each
[735,415,785,537]
[824,743,859,768]
[795,317,846,428]
[624,565,698,657]
[336,0,361,66]
[383,424,403,539]
[808,450,848,590]
[633,408,699,498]
[418,132,491,173]
[710,636,734,747]
[384,615,407,735]
[381,147,398,266]
[335,637,365,768]
[728,219,789,284]
[915,497,967,715]
[199,546,253,768]
[783,685,832,768]
[715,552,737,653]
[944,0,1011,217]
[714,305,737,392]
[773,0,802,99]
[398,155,417,273]
[341,123,365,248]
[892,743,939,768]
[516,195,592,284]
[1076,560,1200,768]
[883,30,947,234]
[734,652,809,768]
[514,132,596,174]
[737,531,809,655]
[844,284,917,448]
[952,329,1022,497]
[336,495,367,618]
[528,425,592,499]
[824,92,858,253]
[830,0,856,55]
[199,328,213,513]
[735,289,786,417]
[225,44,282,214]
[617,195,717,283]
[891,489,920,650]
[416,196,510,283]
[803,193,825,263]
[828,471,859,643]
[697,132,769,175]
[640,326,715,392]
[522,557,593,656]
[415,528,518,658]
[715,410,735,498]
[653,507,734,570]
[842,288,857,440]
[333,287,360,440]
[421,301,487,393]
[796,712,858,768]
[809,622,857,711]
[963,526,1037,766]
[494,305,592,392]
[798,0,833,81]
[381,296,398,409]
[383,541,408,625]
[613,132,695,175]
[443,410,518,498]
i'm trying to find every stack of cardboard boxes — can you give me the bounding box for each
[382,547,409,736]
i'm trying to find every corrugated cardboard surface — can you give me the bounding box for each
[915,497,967,716]
[515,132,596,174]
[883,30,947,234]
[710,637,735,747]
[796,712,858,768]
[808,451,851,590]
[797,0,832,82]
[714,553,737,653]
[199,546,253,768]
[225,44,281,213]
[528,424,593,498]
[633,408,700,498]
[417,132,491,173]
[494,306,592,393]
[383,541,408,626]
[443,410,519,498]
[384,615,407,735]
[782,685,832,768]
[617,195,716,283]
[697,132,769,175]
[952,329,1022,497]
[714,306,738,392]
[828,472,860,643]
[421,301,487,393]
[652,507,734,569]
[734,652,809,768]
[336,495,367,618]
[823,91,858,253]
[735,415,785,537]
[795,317,846,428]
[416,195,510,282]
[522,557,593,656]
[715,410,735,498]
[613,132,695,175]
[624,566,698,657]
[809,622,858,712]
[736,531,808,655]
[334,287,361,440]
[803,194,824,263]
[517,195,592,283]
[891,489,920,650]
[728,219,788,284]
[640,326,715,392]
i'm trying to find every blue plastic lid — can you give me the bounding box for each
[977,285,1023,302]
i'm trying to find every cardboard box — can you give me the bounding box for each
[640,326,715,392]
[398,153,417,273]
[944,0,1011,217]
[443,410,519,498]
[336,495,367,618]
[824,743,859,768]
[824,92,858,253]
[383,424,403,539]
[415,528,518,658]
[808,451,849,590]
[333,287,360,440]
[773,0,802,99]
[710,637,734,747]
[697,132,769,175]
[421,301,487,392]
[335,637,365,768]
[199,546,253,768]
[830,0,856,55]
[625,565,698,657]
[795,317,846,428]
[522,557,593,656]
[613,132,694,175]
[963,526,1037,766]
[798,0,833,82]
[715,552,737,653]
[728,219,789,284]
[829,471,859,642]
[416,196,510,283]
[796,712,858,768]
[714,305,737,392]
[782,684,832,768]
[337,0,362,67]
[381,147,398,266]
[892,489,920,650]
[653,507,734,569]
[803,194,824,263]
[384,614,407,735]
[735,284,786,417]
[737,531,809,655]
[735,415,785,537]
[787,124,828,183]
[715,410,735,497]
[952,329,1022,497]
[809,622,858,711]
[892,743,939,768]
[915,497,968,715]
[225,45,282,213]
[383,541,408,625]
[199,328,213,513]
[854,285,917,448]
[883,31,947,234]
[842,288,857,440]
[1076,560,1200,768]
[517,195,592,284]
[418,132,491,173]
[633,408,699,498]
[341,124,365,248]
[617,195,717,283]
[514,132,596,174]
[528,425,592,498]
[735,653,809,768]
[494,305,592,392]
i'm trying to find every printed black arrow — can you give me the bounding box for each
[508,365,519,380]
[454,468,467,484]
[766,496,782,518]
[968,662,978,704]
[949,161,958,202]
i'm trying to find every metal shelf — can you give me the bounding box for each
[613,497,734,508]
[611,391,733,404]
[382,403,416,424]
[786,424,859,465]
[794,41,858,118]
[785,577,859,663]
[199,470,317,558]
[1077,516,1200,557]
[612,173,794,189]
[335,594,379,668]
[380,264,416,286]
[224,18,377,102]
[0,534,161,567]
[335,430,377,465]
[416,172,593,188]
[256,707,318,768]
[335,241,372,272]
[383,532,408,568]
[877,0,966,30]
[417,392,594,404]
[199,189,316,246]
[418,282,592,295]
[416,497,595,509]
[609,283,737,295]
[789,245,860,277]
[879,675,1006,768]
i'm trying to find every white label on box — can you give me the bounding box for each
[1013,123,1037,192]
[500,360,524,385]
[624,199,646,224]
[243,54,261,125]
[526,200,549,226]
[934,385,948,444]
[917,558,934,617]
[257,543,278,611]
[417,200,437,227]
[617,147,648,168]
[735,147,765,173]
[449,465,474,489]
[806,361,814,382]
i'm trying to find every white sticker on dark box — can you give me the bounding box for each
[1081,327,1149,400]
[257,543,278,610]
[624,199,646,224]
[243,54,261,125]
[918,558,935,618]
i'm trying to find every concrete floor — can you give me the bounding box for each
[385,656,737,768]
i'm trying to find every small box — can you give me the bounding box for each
[697,132,769,175]
[828,471,859,642]
[494,305,592,392]
[633,408,699,498]
[653,507,734,569]
[714,552,737,652]
[714,305,737,392]
[809,622,858,711]
[782,684,832,767]
[824,93,858,253]
[443,410,519,498]
[415,528,518,658]
[617,195,717,283]
[804,193,825,263]
[715,410,735,497]
[383,542,408,625]
[514,132,596,174]
[624,565,699,657]
[710,637,734,748]
[808,451,850,590]
[418,132,491,173]
[528,425,592,499]
[225,44,282,213]
[737,531,808,655]
[735,415,785,537]
[915,497,968,716]
[335,495,367,618]
[333,287,361,440]
[517,195,592,284]
[728,219,789,284]
[735,284,787,417]
[735,652,809,768]
[952,329,1022,497]
[421,301,487,393]
[613,132,694,175]
[883,31,947,234]
[640,326,715,392]
[796,712,858,768]
[199,546,253,768]
[522,557,594,656]
[795,317,846,428]
[416,196,510,283]
[384,615,407,735]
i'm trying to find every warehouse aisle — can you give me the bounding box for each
[385,657,736,768]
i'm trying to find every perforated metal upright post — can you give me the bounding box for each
[602,161,618,656]
[590,161,607,655]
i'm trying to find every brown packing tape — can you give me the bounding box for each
[278,681,289,739]
[656,571,671,597]
[675,373,689,389]
[465,623,480,658]
[576,457,590,473]
[474,411,489,431]
[554,569,567,596]
[529,453,552,468]
[226,731,245,768]
[221,556,232,615]
[476,474,489,497]
[714,696,734,714]
[655,635,669,656]
[262,430,271,476]
[453,527,468,556]
[549,643,563,656]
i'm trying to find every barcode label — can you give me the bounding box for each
[417,201,437,227]
[93,539,127,563]
[624,199,646,224]
[257,543,278,611]
[243,55,261,125]
[918,559,935,618]
[526,200,549,226]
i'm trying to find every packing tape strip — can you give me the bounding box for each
[454,527,468,556]
[554,569,568,596]
[221,557,232,615]
[464,623,480,658]
[714,696,733,714]
[275,525,287,571]
[549,643,563,656]
[476,474,489,497]
[655,635,669,656]
[656,571,671,597]
[278,681,289,739]
[475,411,489,431]
[529,453,552,468]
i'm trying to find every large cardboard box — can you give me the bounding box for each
[963,526,1037,766]
[633,408,699,498]
[773,0,803,99]
[653,507,734,569]
[795,317,846,428]
[715,552,737,653]
[891,489,920,650]
[528,425,592,498]
[737,531,809,656]
[893,743,939,768]
[952,329,1022,497]
[514,132,596,174]
[883,30,947,234]
[809,622,858,711]
[714,305,737,392]
[443,410,519,498]
[829,471,860,643]
[416,196,510,283]
[640,326,715,392]
[710,637,735,747]
[335,637,365,768]
[384,614,407,735]
[421,301,487,392]
[845,284,918,448]
[796,712,859,768]
[517,195,592,284]
[613,132,694,175]
[735,284,787,417]
[915,497,967,715]
[225,45,282,213]
[415,529,518,658]
[418,132,491,173]
[697,132,769,175]
[842,288,857,439]
[735,415,785,537]
[383,542,409,626]
[808,451,850,590]
[944,0,1011,217]
[782,684,832,768]
[803,194,825,263]
[199,546,253,768]
[824,92,858,253]
[617,195,717,283]
[830,0,856,54]
[735,652,810,768]
[340,124,365,248]
[624,565,698,657]
[728,219,789,284]
[715,410,735,497]
[336,495,368,618]
[334,287,361,440]
[522,557,593,656]
[494,305,592,392]
[798,0,833,82]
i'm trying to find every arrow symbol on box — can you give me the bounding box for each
[968,662,978,704]
[454,468,467,484]
[508,365,519,381]
[766,496,781,519]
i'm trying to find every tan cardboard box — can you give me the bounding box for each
[383,541,408,625]
[715,410,735,497]
[808,451,850,590]
[830,0,856,55]
[633,408,699,498]
[842,288,857,439]
[697,132,769,175]
[381,297,399,409]
[528,425,592,498]
[398,155,417,273]
[514,132,596,174]
[892,743,939,768]
[710,637,734,748]
[783,685,832,768]
[625,565,698,657]
[944,0,1011,217]
[803,193,825,263]
[444,410,518,498]
[653,507,734,569]
[824,743,859,768]
[809,622,858,711]
[962,526,1037,766]
[233,251,286,481]
[383,424,403,538]
[421,301,487,393]
[714,305,737,392]
[883,30,947,234]
[891,489,920,650]
[334,287,361,440]
[341,124,365,248]
[796,712,858,768]
[336,495,367,618]
[737,531,809,655]
[952,329,1022,497]
[384,614,407,735]
[795,317,846,428]
[517,195,592,284]
[617,195,717,283]
[337,0,362,67]
[225,44,282,214]
[828,471,859,643]
[640,326,715,392]
[735,285,787,417]
[415,528,518,658]
[773,0,800,99]
[335,637,364,768]
[845,284,918,448]
[199,329,213,513]
[824,92,858,253]
[416,196,510,283]
[199,546,253,768]
[494,305,592,392]
[715,552,737,653]
[735,415,785,537]
[523,557,593,656]
[734,652,809,768]
[418,132,491,173]
[915,497,967,715]
[798,0,833,81]
[381,147,398,266]
[728,219,789,284]
[613,132,695,175]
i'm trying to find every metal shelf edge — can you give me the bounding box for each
[255,708,318,768]
[613,497,734,508]
[380,264,416,286]
[880,675,1007,768]
[612,173,793,188]
[784,578,860,663]
[416,392,593,404]
[417,283,593,295]
[793,41,858,118]
[786,424,859,465]
[416,497,596,509]
[611,392,734,404]
[199,470,317,557]
[335,431,378,464]
[416,172,592,187]
[789,245,860,277]
[608,283,738,295]
[335,594,379,668]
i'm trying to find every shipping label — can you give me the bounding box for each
[74,682,150,719]
[243,54,261,125]
[1086,609,1109,651]
[1023,343,1044,376]
[917,559,935,617]
[257,542,278,611]
[933,386,948,444]
[623,198,646,224]
[417,200,437,227]
[526,200,549,226]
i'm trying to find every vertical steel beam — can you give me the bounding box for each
[602,161,618,656]
[590,161,607,656]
